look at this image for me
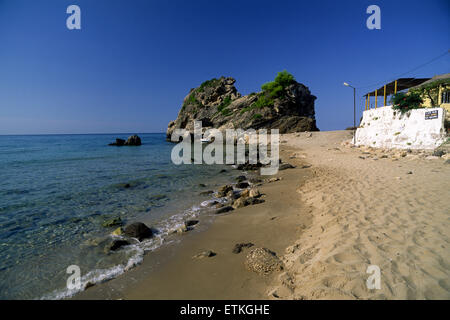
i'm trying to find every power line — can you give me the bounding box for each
[356,49,450,90]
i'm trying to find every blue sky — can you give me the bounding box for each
[0,0,449,134]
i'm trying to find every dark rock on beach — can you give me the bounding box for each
[123,222,153,241]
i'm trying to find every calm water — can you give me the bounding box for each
[0,133,233,299]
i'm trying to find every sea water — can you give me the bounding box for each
[0,133,233,299]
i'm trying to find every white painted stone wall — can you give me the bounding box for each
[354,105,446,150]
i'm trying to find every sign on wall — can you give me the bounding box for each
[425,110,438,120]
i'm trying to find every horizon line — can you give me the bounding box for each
[0,132,166,136]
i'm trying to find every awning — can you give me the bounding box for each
[363,78,430,97]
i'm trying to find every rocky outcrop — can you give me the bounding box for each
[166,72,318,140]
[109,135,142,146]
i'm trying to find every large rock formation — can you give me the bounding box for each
[166,72,318,140]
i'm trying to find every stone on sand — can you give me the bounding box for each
[244,247,283,275]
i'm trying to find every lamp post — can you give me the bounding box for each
[343,82,356,144]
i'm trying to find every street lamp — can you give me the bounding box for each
[343,82,356,144]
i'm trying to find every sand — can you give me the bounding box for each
[76,130,450,300]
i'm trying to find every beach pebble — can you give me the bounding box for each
[235,175,247,182]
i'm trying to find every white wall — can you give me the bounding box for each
[354,106,446,150]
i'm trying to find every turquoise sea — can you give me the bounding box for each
[0,133,233,299]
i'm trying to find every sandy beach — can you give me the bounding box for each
[77,130,450,300]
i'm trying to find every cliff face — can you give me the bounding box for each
[166,74,318,140]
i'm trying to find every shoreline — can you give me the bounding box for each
[74,142,314,299]
[75,130,450,300]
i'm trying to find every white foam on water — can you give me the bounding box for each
[39,196,217,300]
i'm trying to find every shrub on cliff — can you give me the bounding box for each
[391,92,424,114]
[251,70,297,109]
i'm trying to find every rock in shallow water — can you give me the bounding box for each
[123,222,153,241]
[108,239,130,252]
[108,135,142,146]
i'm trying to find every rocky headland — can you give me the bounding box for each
[166,71,319,140]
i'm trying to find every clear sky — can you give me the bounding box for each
[0,0,449,134]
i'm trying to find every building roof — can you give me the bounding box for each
[364,78,430,97]
[409,73,450,89]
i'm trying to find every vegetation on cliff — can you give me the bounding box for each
[167,71,319,139]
